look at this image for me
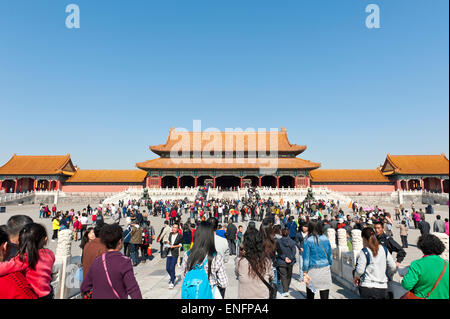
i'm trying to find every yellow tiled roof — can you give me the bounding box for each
[136,157,321,170]
[150,128,307,155]
[382,154,449,175]
[0,154,75,176]
[66,170,147,183]
[310,169,390,182]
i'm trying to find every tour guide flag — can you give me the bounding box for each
[348,200,353,209]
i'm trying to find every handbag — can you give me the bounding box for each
[244,256,277,299]
[147,245,152,256]
[401,260,447,299]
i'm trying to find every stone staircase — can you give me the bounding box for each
[340,190,449,207]
[255,187,353,207]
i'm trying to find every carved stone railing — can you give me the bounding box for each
[0,191,34,203]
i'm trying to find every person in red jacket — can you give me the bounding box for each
[337,218,347,230]
[0,223,55,299]
[73,216,82,241]
[0,227,38,299]
[170,208,177,226]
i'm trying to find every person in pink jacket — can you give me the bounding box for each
[412,211,421,229]
[0,223,55,299]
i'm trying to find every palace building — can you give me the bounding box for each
[136,128,321,189]
[0,128,448,194]
[0,154,76,193]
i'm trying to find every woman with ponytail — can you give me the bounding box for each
[0,223,55,299]
[353,227,397,299]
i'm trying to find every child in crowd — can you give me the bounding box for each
[73,216,82,241]
[0,227,38,299]
[51,215,60,242]
[0,223,55,299]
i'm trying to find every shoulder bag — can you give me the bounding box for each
[102,253,120,299]
[401,260,447,299]
[244,256,277,299]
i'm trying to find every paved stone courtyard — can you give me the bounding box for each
[0,200,448,299]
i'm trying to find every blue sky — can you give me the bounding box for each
[0,0,448,170]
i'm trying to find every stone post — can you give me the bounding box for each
[327,228,336,249]
[337,228,348,253]
[53,229,72,299]
[351,229,363,266]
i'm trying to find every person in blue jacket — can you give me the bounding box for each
[286,216,297,241]
[303,220,333,300]
[122,224,132,257]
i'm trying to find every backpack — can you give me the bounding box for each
[181,252,215,299]
[354,245,389,280]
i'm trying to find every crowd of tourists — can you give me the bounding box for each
[0,193,448,300]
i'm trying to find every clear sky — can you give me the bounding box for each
[0,0,448,170]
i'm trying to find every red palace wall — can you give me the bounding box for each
[311,184,395,192]
[62,185,143,193]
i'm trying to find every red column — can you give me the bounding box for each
[258,176,261,187]
[276,176,279,188]
[240,177,243,188]
[213,177,216,188]
[56,180,61,191]
[159,176,162,188]
[14,179,18,193]
[33,179,37,191]
[146,177,151,188]
[0,179,2,192]
[306,177,311,188]
[420,179,424,191]
[405,180,409,191]
[295,176,298,188]
[177,176,180,188]
[440,179,444,193]
[194,176,198,187]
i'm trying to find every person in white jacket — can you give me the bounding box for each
[353,227,397,299]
